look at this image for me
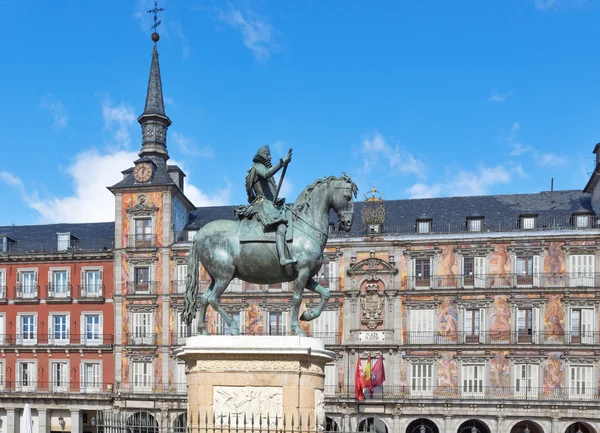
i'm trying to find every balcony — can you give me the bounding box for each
[77,283,105,301]
[126,281,157,297]
[405,272,600,291]
[0,238,113,255]
[171,279,186,295]
[14,284,39,302]
[0,285,6,303]
[127,234,157,249]
[0,381,114,395]
[171,332,191,346]
[308,332,342,345]
[119,382,187,395]
[314,277,341,291]
[126,333,157,346]
[46,283,72,302]
[404,330,600,346]
[0,333,113,347]
[325,385,600,402]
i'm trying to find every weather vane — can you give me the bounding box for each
[147,1,164,42]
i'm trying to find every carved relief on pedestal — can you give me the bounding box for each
[213,386,282,426]
[360,282,385,329]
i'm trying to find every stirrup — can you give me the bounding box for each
[280,257,297,266]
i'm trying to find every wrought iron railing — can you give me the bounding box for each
[0,333,113,346]
[77,283,105,298]
[126,281,157,295]
[404,330,600,345]
[126,333,158,346]
[118,382,187,394]
[0,238,114,254]
[0,285,6,300]
[127,234,157,248]
[0,381,114,394]
[46,283,72,299]
[14,284,39,299]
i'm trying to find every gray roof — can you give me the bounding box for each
[0,222,114,254]
[109,161,181,189]
[142,43,167,117]
[185,190,595,235]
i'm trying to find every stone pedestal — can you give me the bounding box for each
[176,336,334,429]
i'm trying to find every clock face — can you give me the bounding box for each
[133,163,153,183]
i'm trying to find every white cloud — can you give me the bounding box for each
[171,22,191,59]
[213,4,278,62]
[0,171,25,189]
[40,94,68,129]
[538,153,568,166]
[534,0,586,9]
[171,132,214,158]
[360,131,425,178]
[509,142,532,156]
[164,96,176,107]
[535,0,557,8]
[100,96,136,148]
[489,89,513,103]
[407,164,515,198]
[184,178,232,207]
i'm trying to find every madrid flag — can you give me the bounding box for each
[364,354,373,395]
[354,357,365,400]
[372,354,386,388]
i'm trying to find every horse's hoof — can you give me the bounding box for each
[229,327,240,336]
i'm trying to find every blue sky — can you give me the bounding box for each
[1,0,600,225]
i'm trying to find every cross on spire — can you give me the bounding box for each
[147,1,164,33]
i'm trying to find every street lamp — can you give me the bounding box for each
[420,424,426,433]
[91,416,97,433]
[471,427,478,433]
[524,426,530,433]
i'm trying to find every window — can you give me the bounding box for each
[0,361,4,390]
[132,361,153,392]
[216,312,245,335]
[516,256,540,287]
[574,214,591,228]
[82,269,103,296]
[82,314,102,345]
[463,257,486,288]
[517,308,539,343]
[135,219,153,246]
[186,230,197,242]
[414,258,431,288]
[568,365,593,399]
[175,264,188,294]
[17,314,37,345]
[328,261,339,290]
[228,278,243,293]
[18,270,37,297]
[132,312,153,344]
[409,309,435,344]
[570,308,594,344]
[268,311,288,336]
[311,310,339,344]
[175,362,186,393]
[520,215,537,230]
[135,267,150,292]
[464,308,485,343]
[80,362,101,393]
[17,361,36,391]
[324,364,337,397]
[50,314,69,344]
[0,236,6,253]
[514,364,539,397]
[0,269,6,293]
[50,270,69,297]
[467,217,483,232]
[368,224,380,235]
[0,314,5,344]
[57,233,71,251]
[411,363,434,396]
[462,364,485,396]
[569,255,595,287]
[416,219,432,234]
[51,361,69,392]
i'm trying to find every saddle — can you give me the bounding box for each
[237,209,294,244]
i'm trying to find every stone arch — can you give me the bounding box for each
[173,413,187,433]
[564,422,598,433]
[357,416,389,433]
[406,418,441,433]
[508,420,546,433]
[126,412,159,433]
[456,419,492,433]
[325,416,339,432]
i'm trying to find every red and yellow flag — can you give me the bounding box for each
[364,354,373,396]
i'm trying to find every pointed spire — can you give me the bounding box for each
[143,43,167,117]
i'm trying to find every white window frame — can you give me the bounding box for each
[266,310,289,336]
[514,255,541,288]
[461,256,487,288]
[132,360,153,393]
[175,361,186,393]
[311,310,338,345]
[215,311,245,335]
[412,257,433,290]
[0,360,5,390]
[17,268,38,298]
[462,307,486,343]
[416,219,432,234]
[0,313,5,345]
[410,362,434,397]
[521,216,537,230]
[0,268,6,298]
[81,267,103,297]
[51,360,69,392]
[48,267,70,298]
[16,360,37,392]
[17,313,37,345]
[80,361,101,393]
[574,214,591,228]
[568,254,595,287]
[409,309,435,344]
[57,232,71,251]
[175,264,188,294]
[514,306,540,344]
[228,278,243,293]
[467,217,484,232]
[49,312,70,345]
[81,312,103,345]
[568,307,595,345]
[132,265,153,294]
[324,363,337,397]
[513,363,539,398]
[186,230,197,242]
[461,363,486,397]
[568,364,594,400]
[131,311,154,344]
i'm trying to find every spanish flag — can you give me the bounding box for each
[364,354,373,396]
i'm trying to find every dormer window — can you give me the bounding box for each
[573,213,592,228]
[0,236,6,253]
[416,219,432,234]
[57,233,72,251]
[519,214,537,230]
[467,217,484,232]
[368,224,381,235]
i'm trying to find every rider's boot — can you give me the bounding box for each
[277,225,297,266]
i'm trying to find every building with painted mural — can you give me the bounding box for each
[3,31,600,433]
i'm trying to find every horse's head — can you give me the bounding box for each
[332,173,358,232]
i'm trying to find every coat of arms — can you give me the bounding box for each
[360,282,385,329]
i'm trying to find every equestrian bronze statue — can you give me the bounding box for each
[182,146,357,336]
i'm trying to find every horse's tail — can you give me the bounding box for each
[182,237,200,326]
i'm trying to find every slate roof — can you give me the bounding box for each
[0,222,114,254]
[109,162,179,189]
[185,190,595,235]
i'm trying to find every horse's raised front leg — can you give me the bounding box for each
[206,279,239,335]
[196,280,214,335]
[300,278,331,321]
[290,274,309,336]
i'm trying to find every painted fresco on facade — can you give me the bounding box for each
[489,295,511,340]
[545,242,565,274]
[437,352,458,391]
[437,297,458,342]
[543,352,564,393]
[438,245,457,277]
[489,244,510,287]
[246,303,263,335]
[544,294,565,343]
[489,351,510,390]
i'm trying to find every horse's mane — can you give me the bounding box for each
[293,173,358,215]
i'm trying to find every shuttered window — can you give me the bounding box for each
[311,310,338,345]
[80,362,101,393]
[569,365,593,399]
[410,309,435,344]
[514,364,539,397]
[411,363,433,396]
[52,361,69,392]
[462,364,485,396]
[132,361,153,392]
[569,255,595,287]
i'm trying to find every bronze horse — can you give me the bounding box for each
[183,174,357,336]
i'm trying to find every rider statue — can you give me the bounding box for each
[238,145,297,266]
